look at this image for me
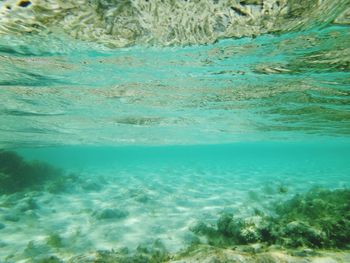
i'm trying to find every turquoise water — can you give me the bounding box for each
[1,24,350,146]
[0,142,347,260]
[0,0,350,262]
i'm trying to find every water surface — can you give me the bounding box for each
[0,0,349,262]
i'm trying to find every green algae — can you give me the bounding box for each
[172,244,350,263]
[273,188,350,248]
[192,188,350,249]
[68,240,169,263]
[0,150,82,195]
[46,233,64,249]
[277,184,288,194]
[0,150,62,194]
[23,241,51,260]
[44,173,80,194]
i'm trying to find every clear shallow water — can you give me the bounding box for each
[1,25,350,146]
[0,142,347,261]
[0,0,350,261]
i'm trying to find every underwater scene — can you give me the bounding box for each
[0,0,350,262]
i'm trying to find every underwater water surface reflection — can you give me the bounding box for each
[1,25,350,147]
[0,0,350,262]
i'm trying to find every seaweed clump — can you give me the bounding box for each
[192,188,350,249]
[69,240,169,263]
[0,150,62,194]
[273,188,350,248]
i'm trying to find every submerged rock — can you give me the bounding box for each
[17,197,39,212]
[3,212,20,222]
[45,173,81,194]
[93,208,129,220]
[128,188,153,203]
[0,241,7,247]
[80,179,102,191]
[36,255,63,263]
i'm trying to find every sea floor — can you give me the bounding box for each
[0,142,349,262]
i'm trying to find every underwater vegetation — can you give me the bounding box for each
[38,188,350,262]
[0,150,62,194]
[0,150,77,194]
[191,188,350,249]
[68,240,169,263]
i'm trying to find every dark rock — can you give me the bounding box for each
[3,213,20,222]
[93,208,129,220]
[17,197,39,212]
[18,1,32,8]
[37,255,63,263]
[81,180,101,191]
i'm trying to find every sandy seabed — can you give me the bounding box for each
[1,161,349,262]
